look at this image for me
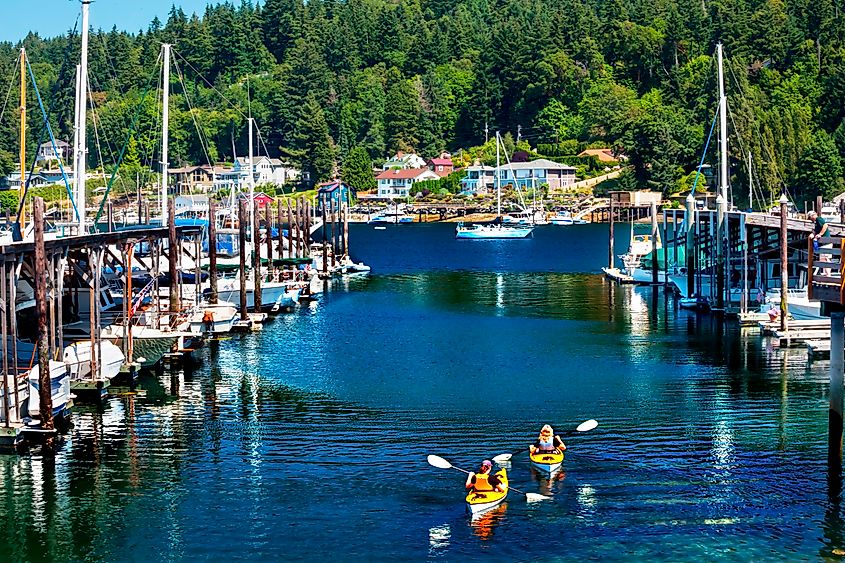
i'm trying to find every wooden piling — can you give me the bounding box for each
[840,199,845,225]
[343,202,349,257]
[1,259,9,427]
[651,201,658,284]
[265,203,273,273]
[253,201,262,312]
[107,201,114,232]
[685,195,696,298]
[779,195,789,331]
[817,195,824,214]
[830,312,844,464]
[33,198,54,429]
[608,194,615,269]
[286,200,293,259]
[238,199,248,320]
[168,198,180,318]
[208,199,218,304]
[276,199,284,262]
[125,244,133,363]
[716,195,725,309]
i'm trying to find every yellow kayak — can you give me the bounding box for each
[530,449,564,474]
[465,468,509,514]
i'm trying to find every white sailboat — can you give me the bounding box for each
[456,132,534,239]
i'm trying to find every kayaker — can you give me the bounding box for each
[529,424,566,456]
[465,460,505,493]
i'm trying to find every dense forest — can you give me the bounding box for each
[1,0,845,206]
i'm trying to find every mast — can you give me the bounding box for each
[161,43,171,224]
[717,43,728,205]
[77,0,90,230]
[248,117,255,235]
[495,131,501,218]
[747,151,753,211]
[73,64,81,225]
[18,48,25,230]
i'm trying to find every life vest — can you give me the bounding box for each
[473,472,493,492]
[202,311,214,324]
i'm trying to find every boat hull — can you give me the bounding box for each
[456,225,534,239]
[465,469,509,515]
[529,450,564,474]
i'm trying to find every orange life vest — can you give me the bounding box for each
[473,472,493,492]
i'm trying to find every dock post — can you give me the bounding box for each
[779,194,789,331]
[168,198,180,319]
[238,199,248,320]
[124,244,133,363]
[840,199,845,225]
[685,194,695,298]
[716,194,725,309]
[741,213,748,314]
[107,201,114,232]
[608,194,615,270]
[208,199,218,304]
[672,209,678,271]
[253,201,262,312]
[1,258,8,427]
[286,200,293,259]
[817,195,824,214]
[265,203,273,275]
[194,236,202,306]
[830,312,844,464]
[343,201,349,257]
[276,199,284,263]
[33,198,54,429]
[651,201,659,284]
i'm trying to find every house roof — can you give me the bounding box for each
[577,148,619,162]
[501,159,576,171]
[318,180,349,193]
[39,140,70,149]
[376,168,436,180]
[428,158,453,166]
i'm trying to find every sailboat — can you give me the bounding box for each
[456,132,534,239]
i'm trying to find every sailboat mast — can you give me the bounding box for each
[19,47,26,230]
[717,43,728,204]
[747,151,753,211]
[161,43,171,224]
[495,132,501,218]
[73,64,81,225]
[76,0,90,230]
[248,117,255,233]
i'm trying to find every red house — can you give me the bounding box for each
[427,157,454,177]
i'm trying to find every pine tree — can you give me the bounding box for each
[293,97,337,185]
[342,145,376,194]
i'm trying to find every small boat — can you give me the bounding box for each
[679,296,710,311]
[26,360,73,419]
[550,211,574,226]
[374,226,387,230]
[455,223,533,239]
[465,468,509,514]
[187,302,238,335]
[529,449,564,474]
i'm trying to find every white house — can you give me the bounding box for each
[460,165,496,194]
[233,156,299,187]
[382,151,427,171]
[36,140,71,164]
[376,168,440,198]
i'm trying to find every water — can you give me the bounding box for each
[1,222,842,561]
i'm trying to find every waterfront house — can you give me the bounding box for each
[174,194,210,217]
[169,165,217,194]
[382,151,426,170]
[376,168,440,198]
[460,165,496,194]
[318,180,351,207]
[36,140,71,164]
[234,156,299,187]
[495,159,577,191]
[427,155,454,177]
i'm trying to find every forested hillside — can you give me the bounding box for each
[2,0,844,204]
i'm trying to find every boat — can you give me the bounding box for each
[374,226,387,230]
[215,276,298,312]
[100,324,190,369]
[26,360,73,420]
[678,296,710,311]
[368,205,415,224]
[456,132,535,239]
[765,287,822,320]
[63,341,125,381]
[456,223,533,239]
[529,450,564,474]
[549,211,574,226]
[465,468,509,515]
[187,302,239,335]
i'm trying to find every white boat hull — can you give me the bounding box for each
[27,360,72,419]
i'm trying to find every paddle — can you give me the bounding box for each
[426,455,550,502]
[492,419,599,463]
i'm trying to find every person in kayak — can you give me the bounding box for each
[529,424,566,455]
[465,460,505,492]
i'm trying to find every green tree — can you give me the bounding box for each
[789,130,843,203]
[342,145,376,193]
[292,97,337,185]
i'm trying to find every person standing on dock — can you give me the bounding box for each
[809,211,831,275]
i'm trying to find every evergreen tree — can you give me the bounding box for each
[790,130,843,203]
[292,97,336,185]
[342,145,376,193]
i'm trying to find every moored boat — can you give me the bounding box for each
[465,468,509,514]
[529,450,564,474]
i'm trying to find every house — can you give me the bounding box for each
[317,180,351,209]
[36,140,71,163]
[460,165,496,194]
[169,165,217,194]
[238,191,275,207]
[382,151,426,171]
[427,156,454,177]
[495,159,577,191]
[174,194,210,216]
[376,168,440,199]
[577,148,626,163]
[232,156,300,189]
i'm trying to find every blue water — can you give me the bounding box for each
[1,222,842,561]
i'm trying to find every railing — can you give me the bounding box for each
[808,235,845,303]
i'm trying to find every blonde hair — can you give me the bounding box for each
[541,424,553,434]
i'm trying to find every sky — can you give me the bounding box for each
[0,0,216,42]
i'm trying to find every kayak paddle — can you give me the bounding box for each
[426,455,550,502]
[492,419,599,463]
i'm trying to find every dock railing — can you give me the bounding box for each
[808,235,845,303]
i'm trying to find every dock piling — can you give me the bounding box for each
[608,194,615,270]
[830,312,844,464]
[685,194,695,298]
[779,194,789,331]
[33,198,54,430]
[209,199,218,304]
[238,199,247,320]
[650,201,658,284]
[168,198,180,319]
[253,201,262,312]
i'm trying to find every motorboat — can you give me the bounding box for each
[187,302,239,335]
[63,340,125,381]
[26,360,73,420]
[455,223,533,239]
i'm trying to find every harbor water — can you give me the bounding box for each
[1,223,841,561]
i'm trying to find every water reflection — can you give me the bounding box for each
[469,503,508,541]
